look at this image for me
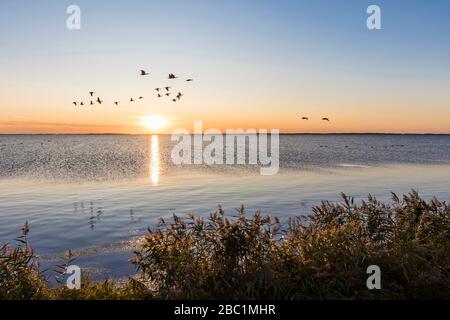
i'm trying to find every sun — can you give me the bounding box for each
[141,115,169,132]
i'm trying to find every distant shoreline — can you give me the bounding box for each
[1,133,450,136]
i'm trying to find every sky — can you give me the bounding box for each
[0,0,450,134]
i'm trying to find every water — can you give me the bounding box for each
[1,134,450,280]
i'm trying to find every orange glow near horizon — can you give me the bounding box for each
[2,112,450,135]
[1,55,450,135]
[1,91,450,134]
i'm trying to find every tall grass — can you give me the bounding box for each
[1,190,449,300]
[0,222,48,299]
[132,190,450,299]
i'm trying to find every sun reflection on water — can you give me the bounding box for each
[150,135,160,185]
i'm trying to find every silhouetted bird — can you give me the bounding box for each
[157,94,162,98]
[172,99,177,102]
[322,118,330,122]
[90,101,94,106]
[73,102,77,106]
[96,97,103,104]
[80,102,84,106]
[176,92,183,100]
[130,98,135,102]
[89,91,95,97]
[168,73,177,79]
[114,102,119,106]
[155,88,161,92]
[139,96,144,99]
[165,93,170,96]
[164,86,171,91]
[302,117,309,120]
[186,79,194,82]
[140,70,149,76]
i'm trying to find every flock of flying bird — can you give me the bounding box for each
[301,116,331,122]
[72,70,194,107]
[72,70,332,123]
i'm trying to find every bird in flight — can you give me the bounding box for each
[73,102,77,106]
[165,93,171,97]
[80,102,84,106]
[168,73,177,79]
[89,91,95,97]
[186,79,194,82]
[176,92,183,100]
[130,98,135,102]
[157,94,162,98]
[97,97,103,104]
[172,99,177,102]
[322,118,330,122]
[164,86,171,91]
[139,96,144,99]
[114,101,119,106]
[301,117,309,120]
[90,101,94,106]
[140,70,149,76]
[155,88,161,92]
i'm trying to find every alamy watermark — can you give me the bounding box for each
[65,5,380,31]
[65,265,81,289]
[171,121,279,175]
[367,5,381,30]
[366,265,382,290]
[66,5,81,30]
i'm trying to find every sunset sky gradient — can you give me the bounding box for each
[1,0,450,134]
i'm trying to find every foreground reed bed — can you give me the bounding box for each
[1,190,449,300]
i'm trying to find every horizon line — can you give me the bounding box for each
[1,132,450,136]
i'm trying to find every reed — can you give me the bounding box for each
[1,190,449,300]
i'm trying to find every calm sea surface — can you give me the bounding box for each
[1,134,449,279]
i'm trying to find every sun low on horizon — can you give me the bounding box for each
[141,115,170,133]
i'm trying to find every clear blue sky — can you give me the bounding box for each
[1,0,450,133]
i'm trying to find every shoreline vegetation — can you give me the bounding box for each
[1,190,449,300]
